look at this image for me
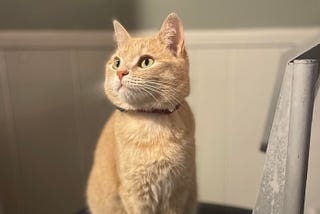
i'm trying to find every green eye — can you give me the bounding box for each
[139,56,154,68]
[112,57,121,69]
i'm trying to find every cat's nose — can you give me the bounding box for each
[117,70,129,80]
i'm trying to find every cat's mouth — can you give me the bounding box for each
[117,81,128,92]
[118,84,127,92]
[117,82,123,91]
[116,81,133,97]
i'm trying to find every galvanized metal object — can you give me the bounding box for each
[253,45,320,214]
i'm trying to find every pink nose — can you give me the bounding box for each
[117,70,129,80]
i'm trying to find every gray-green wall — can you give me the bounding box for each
[1,0,320,30]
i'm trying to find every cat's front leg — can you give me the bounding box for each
[119,184,158,214]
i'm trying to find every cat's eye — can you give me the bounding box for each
[139,56,154,68]
[112,57,121,69]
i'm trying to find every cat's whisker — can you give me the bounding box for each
[126,78,187,111]
[142,83,183,103]
[139,88,161,103]
[130,82,162,103]
[131,78,178,89]
[127,83,160,103]
[143,86,179,110]
[145,80,180,88]
[145,81,185,95]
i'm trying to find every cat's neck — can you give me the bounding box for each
[115,104,180,115]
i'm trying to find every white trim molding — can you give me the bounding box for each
[0,28,319,49]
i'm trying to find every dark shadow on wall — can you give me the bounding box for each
[0,0,138,30]
[109,0,139,30]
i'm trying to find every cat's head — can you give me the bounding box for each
[104,13,190,112]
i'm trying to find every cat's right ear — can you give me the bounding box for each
[113,20,131,46]
[159,13,185,56]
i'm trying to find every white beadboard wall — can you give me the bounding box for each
[0,28,319,214]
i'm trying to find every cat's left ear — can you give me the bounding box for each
[113,20,131,46]
[159,13,185,56]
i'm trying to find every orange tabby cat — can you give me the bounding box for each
[86,13,197,214]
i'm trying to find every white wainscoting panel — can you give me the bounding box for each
[188,49,230,203]
[187,47,291,207]
[0,29,319,213]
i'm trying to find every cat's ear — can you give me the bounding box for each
[113,20,131,46]
[159,13,185,56]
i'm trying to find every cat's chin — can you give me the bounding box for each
[117,87,150,107]
[118,87,134,103]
